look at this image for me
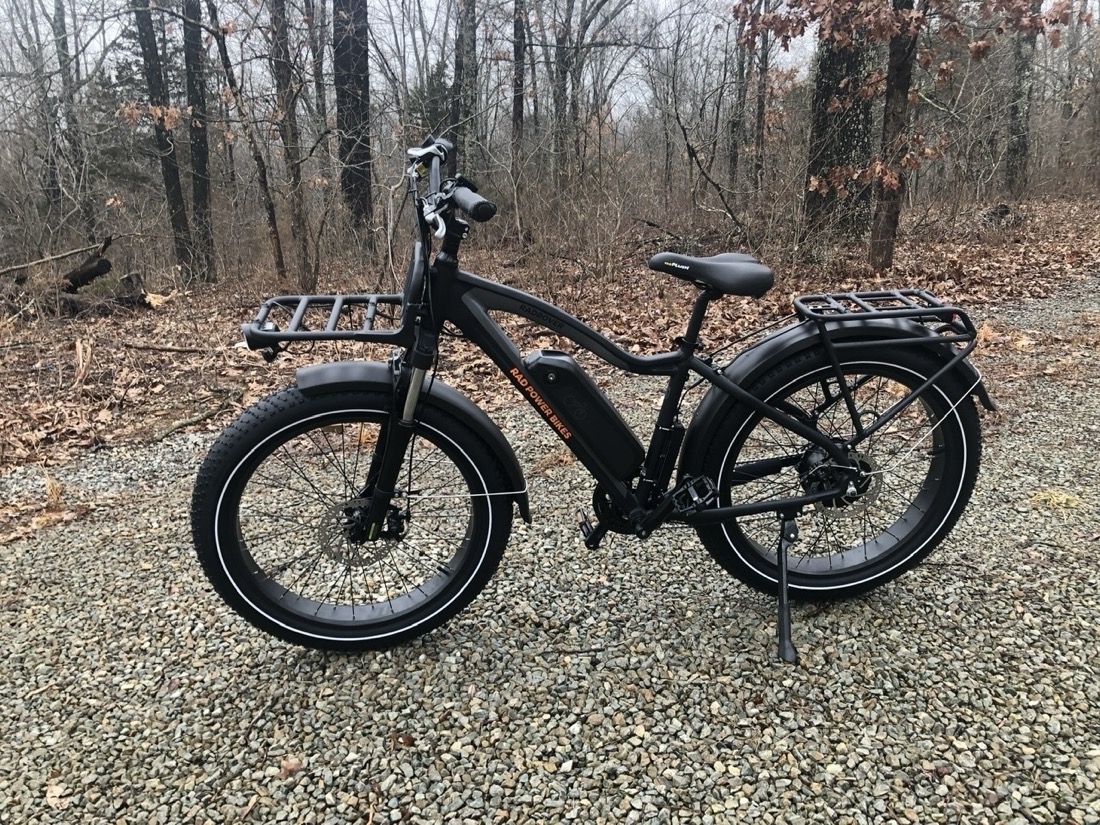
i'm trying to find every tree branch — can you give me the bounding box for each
[672,109,755,246]
[0,242,104,277]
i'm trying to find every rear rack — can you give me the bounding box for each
[793,289,976,345]
[241,294,410,353]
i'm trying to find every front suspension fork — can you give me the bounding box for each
[362,330,438,538]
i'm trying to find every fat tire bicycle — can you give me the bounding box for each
[191,136,994,662]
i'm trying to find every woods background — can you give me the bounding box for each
[0,0,1095,296]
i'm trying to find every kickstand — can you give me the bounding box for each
[776,513,799,664]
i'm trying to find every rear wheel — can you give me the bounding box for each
[191,388,513,650]
[696,345,981,599]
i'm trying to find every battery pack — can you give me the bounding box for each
[522,349,644,480]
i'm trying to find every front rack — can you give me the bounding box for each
[241,294,409,353]
[793,288,976,345]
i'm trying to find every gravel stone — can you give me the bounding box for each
[2,279,1099,823]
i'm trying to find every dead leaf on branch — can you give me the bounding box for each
[968,39,994,59]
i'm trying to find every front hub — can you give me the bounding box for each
[318,497,408,566]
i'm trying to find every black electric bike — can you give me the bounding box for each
[191,137,994,662]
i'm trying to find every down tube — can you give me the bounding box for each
[447,283,646,516]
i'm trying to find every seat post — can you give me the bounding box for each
[681,288,719,351]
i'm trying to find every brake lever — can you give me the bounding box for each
[422,193,449,239]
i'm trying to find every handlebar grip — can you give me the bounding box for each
[452,186,497,222]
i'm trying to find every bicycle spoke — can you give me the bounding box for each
[229,411,485,619]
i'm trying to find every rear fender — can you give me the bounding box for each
[296,361,531,522]
[679,318,994,480]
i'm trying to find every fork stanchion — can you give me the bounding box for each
[776,515,799,664]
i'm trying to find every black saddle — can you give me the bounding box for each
[648,252,774,298]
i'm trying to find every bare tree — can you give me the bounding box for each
[131,0,193,279]
[334,0,373,227]
[183,0,215,281]
[867,0,920,271]
[205,0,287,281]
[449,0,477,176]
[1005,0,1043,196]
[48,0,98,240]
[303,0,330,136]
[271,0,313,288]
[803,29,873,237]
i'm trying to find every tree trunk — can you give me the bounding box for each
[512,0,527,242]
[803,35,873,237]
[1004,0,1042,197]
[271,0,314,289]
[132,0,193,279]
[303,0,330,136]
[753,29,770,190]
[51,0,97,241]
[333,0,373,227]
[183,0,215,282]
[450,0,478,177]
[728,22,749,191]
[511,0,525,182]
[550,0,576,177]
[868,0,919,272]
[526,16,541,135]
[206,0,286,281]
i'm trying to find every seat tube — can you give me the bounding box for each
[636,289,715,503]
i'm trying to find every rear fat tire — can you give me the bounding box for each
[695,345,982,600]
[191,387,513,650]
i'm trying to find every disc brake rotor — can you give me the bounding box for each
[813,451,882,520]
[318,497,400,566]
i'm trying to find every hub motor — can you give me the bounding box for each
[798,445,881,515]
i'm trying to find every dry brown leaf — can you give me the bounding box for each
[45,782,70,810]
[278,756,304,779]
[144,291,175,309]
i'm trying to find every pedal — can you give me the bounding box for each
[575,510,608,549]
[672,476,717,516]
[576,510,595,541]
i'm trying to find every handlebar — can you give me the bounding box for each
[452,185,496,223]
[406,135,496,258]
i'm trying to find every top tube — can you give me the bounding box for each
[455,269,686,375]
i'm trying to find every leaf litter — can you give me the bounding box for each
[1,197,1098,529]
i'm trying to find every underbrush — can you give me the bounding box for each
[1,195,1098,471]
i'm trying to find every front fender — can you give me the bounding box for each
[296,360,531,523]
[679,318,994,480]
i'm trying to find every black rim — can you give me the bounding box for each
[217,409,488,631]
[719,362,957,581]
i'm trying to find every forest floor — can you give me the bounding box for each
[2,199,1100,822]
[2,196,1099,529]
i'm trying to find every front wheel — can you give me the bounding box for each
[191,387,514,650]
[695,345,982,600]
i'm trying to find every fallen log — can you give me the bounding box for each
[61,237,114,294]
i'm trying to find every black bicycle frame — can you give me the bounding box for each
[244,196,977,538]
[429,265,855,530]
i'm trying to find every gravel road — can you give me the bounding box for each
[2,280,1098,824]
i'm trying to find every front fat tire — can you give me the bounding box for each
[696,345,982,600]
[191,387,513,651]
